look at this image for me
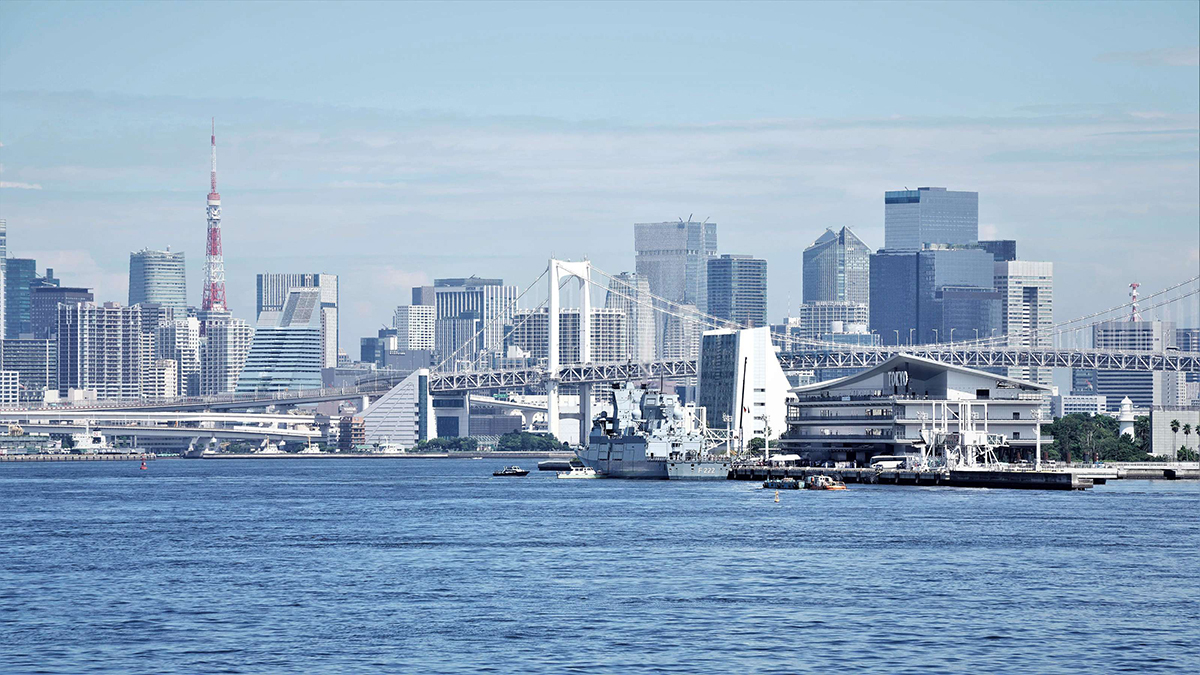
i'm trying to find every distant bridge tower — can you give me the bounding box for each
[202,118,227,312]
[547,259,593,446]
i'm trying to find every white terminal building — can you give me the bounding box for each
[697,326,792,441]
[777,354,1051,465]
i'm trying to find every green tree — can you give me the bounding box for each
[1171,419,1181,453]
[1178,446,1198,462]
[1133,415,1150,453]
[496,432,563,452]
[1045,413,1151,463]
[747,437,766,453]
[1185,424,1193,458]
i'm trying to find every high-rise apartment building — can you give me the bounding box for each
[30,286,93,340]
[156,317,202,396]
[604,272,655,362]
[256,273,339,368]
[145,359,178,400]
[55,302,153,400]
[4,258,37,338]
[995,261,1053,386]
[199,313,253,395]
[433,277,517,367]
[802,227,871,305]
[507,308,628,365]
[129,247,187,313]
[393,305,436,351]
[707,254,768,328]
[237,288,324,393]
[884,187,978,251]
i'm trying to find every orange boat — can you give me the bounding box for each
[804,475,847,491]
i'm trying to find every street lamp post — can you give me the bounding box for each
[950,328,956,343]
[1034,409,1043,471]
[909,328,915,346]
[894,330,899,346]
[933,329,939,343]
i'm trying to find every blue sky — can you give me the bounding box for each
[1,0,1198,346]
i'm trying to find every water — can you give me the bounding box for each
[2,459,1198,674]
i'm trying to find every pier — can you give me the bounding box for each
[729,465,1094,490]
[0,453,155,462]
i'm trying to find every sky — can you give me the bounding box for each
[1,0,1198,351]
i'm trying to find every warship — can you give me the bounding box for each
[577,382,734,480]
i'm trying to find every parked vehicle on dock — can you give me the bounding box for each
[869,455,908,470]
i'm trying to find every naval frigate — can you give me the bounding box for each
[577,382,733,479]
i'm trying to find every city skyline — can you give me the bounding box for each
[1,2,1198,351]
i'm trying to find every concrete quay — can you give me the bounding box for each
[729,465,1091,490]
[0,453,154,462]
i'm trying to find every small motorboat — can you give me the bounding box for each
[557,466,599,479]
[804,475,847,491]
[763,477,800,490]
[493,466,530,477]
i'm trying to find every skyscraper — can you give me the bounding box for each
[237,288,324,393]
[995,261,1053,386]
[635,219,717,358]
[980,240,1017,262]
[884,187,978,251]
[634,219,718,312]
[0,219,7,338]
[868,250,918,346]
[256,273,339,368]
[4,258,37,338]
[916,246,998,344]
[156,317,202,396]
[55,302,152,399]
[433,277,517,367]
[506,308,628,365]
[129,247,187,313]
[1079,320,1183,410]
[802,227,871,305]
[393,305,436,351]
[707,254,768,328]
[604,272,655,363]
[0,337,56,399]
[199,313,253,395]
[30,286,93,339]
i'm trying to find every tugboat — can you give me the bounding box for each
[493,465,530,477]
[804,475,847,491]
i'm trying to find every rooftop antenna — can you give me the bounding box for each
[1129,282,1141,322]
[687,213,693,223]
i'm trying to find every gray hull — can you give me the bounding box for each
[666,460,732,480]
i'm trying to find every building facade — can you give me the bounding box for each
[393,304,436,351]
[361,369,434,449]
[199,313,254,395]
[156,317,201,396]
[237,288,324,393]
[256,273,339,368]
[129,248,187,313]
[507,308,628,365]
[868,250,919,345]
[697,326,792,441]
[635,219,718,358]
[995,261,1053,386]
[1080,320,1183,411]
[55,302,153,400]
[707,254,768,328]
[4,258,37,338]
[796,301,870,343]
[802,227,870,306]
[778,354,1051,465]
[604,272,656,363]
[30,286,93,339]
[884,187,979,251]
[979,240,1017,262]
[433,277,517,368]
[0,338,56,399]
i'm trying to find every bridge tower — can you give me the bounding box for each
[547,259,593,446]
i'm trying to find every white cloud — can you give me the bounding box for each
[1098,46,1200,67]
[0,181,43,189]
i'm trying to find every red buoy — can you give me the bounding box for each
[140,461,148,471]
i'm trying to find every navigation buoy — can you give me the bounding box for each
[774,490,779,503]
[140,461,148,471]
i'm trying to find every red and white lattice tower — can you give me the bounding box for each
[202,118,227,312]
[1129,282,1140,322]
